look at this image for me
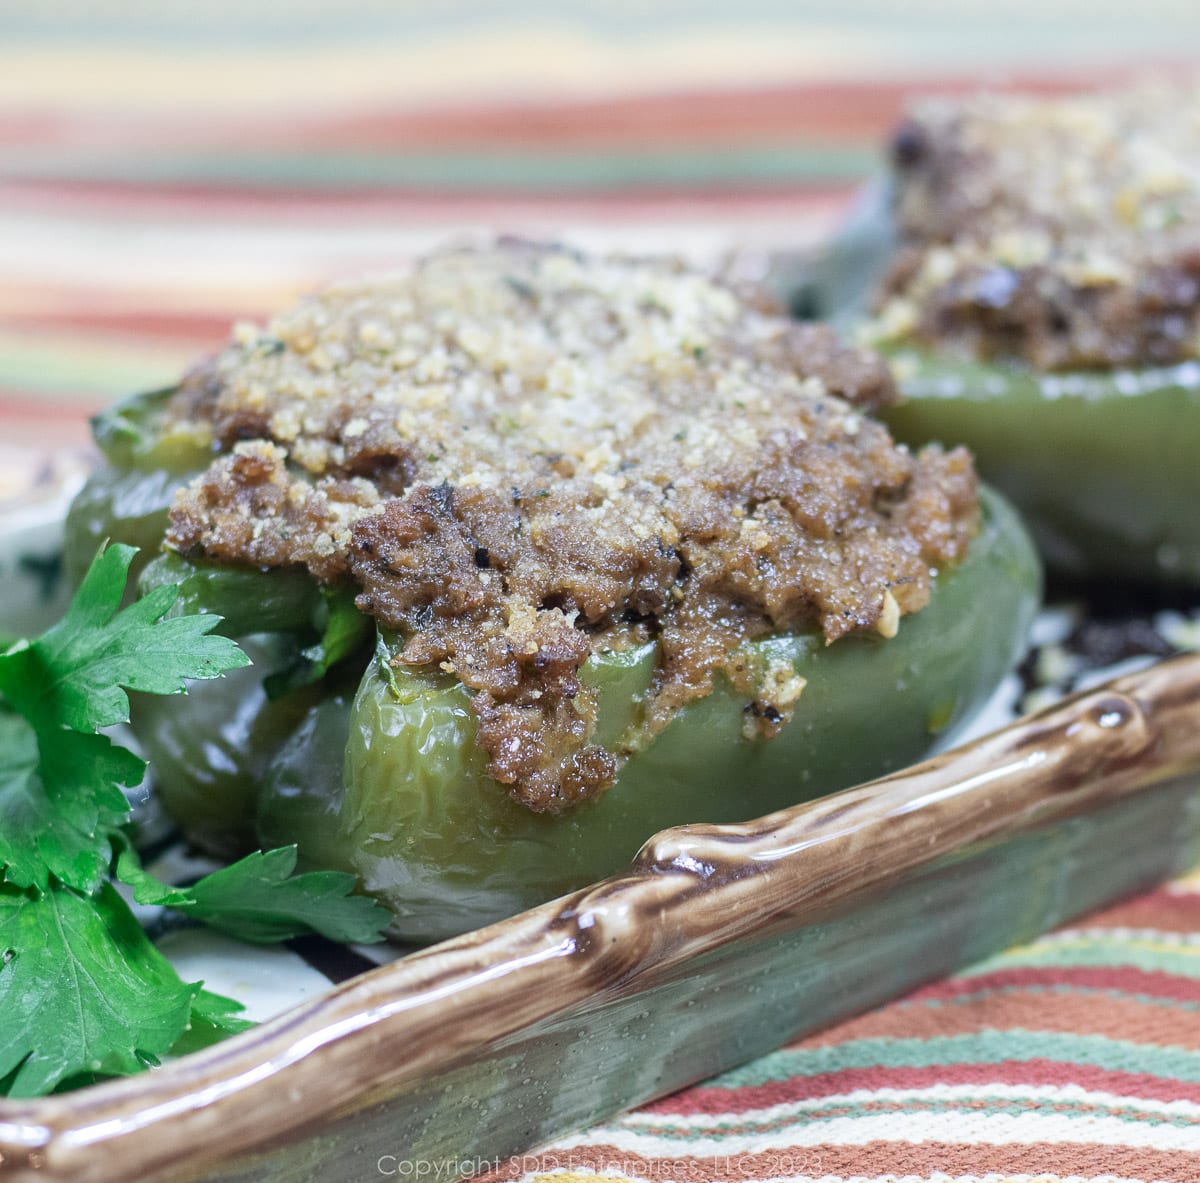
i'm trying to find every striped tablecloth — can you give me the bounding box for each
[480,879,1200,1182]
[5,7,1200,1179]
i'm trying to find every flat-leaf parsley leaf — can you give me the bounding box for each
[0,542,248,891]
[0,542,389,1097]
[117,845,390,945]
[0,881,196,1098]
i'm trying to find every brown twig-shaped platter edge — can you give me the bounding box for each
[3,653,1200,1183]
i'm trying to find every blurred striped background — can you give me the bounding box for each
[4,2,1200,449]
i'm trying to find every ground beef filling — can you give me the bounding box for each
[873,87,1200,370]
[166,243,978,812]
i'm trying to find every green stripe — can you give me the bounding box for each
[901,984,1200,1012]
[973,938,1200,977]
[712,1033,1200,1088]
[0,340,190,401]
[0,145,878,191]
[630,1094,1200,1140]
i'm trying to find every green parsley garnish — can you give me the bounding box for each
[115,845,389,945]
[0,543,390,1098]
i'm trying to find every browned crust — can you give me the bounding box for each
[875,87,1200,369]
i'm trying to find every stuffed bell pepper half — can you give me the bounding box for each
[66,242,1040,940]
[785,85,1200,585]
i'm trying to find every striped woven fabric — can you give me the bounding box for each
[480,875,1200,1181]
[5,7,1200,1180]
[6,5,1200,446]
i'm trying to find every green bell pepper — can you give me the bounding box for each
[126,556,372,854]
[777,184,1200,585]
[130,635,324,855]
[64,388,212,587]
[65,385,1039,943]
[158,486,1034,941]
[138,552,329,640]
[881,352,1200,584]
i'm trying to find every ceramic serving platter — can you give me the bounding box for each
[3,481,1200,1183]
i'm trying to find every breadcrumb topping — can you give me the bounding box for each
[166,241,977,812]
[872,85,1200,369]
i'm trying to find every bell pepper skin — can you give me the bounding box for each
[138,553,328,639]
[880,352,1200,584]
[266,486,1038,940]
[131,635,324,855]
[127,559,371,857]
[64,388,210,586]
[256,688,359,877]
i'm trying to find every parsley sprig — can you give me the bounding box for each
[0,543,390,1097]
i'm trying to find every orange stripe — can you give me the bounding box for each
[911,965,1200,1006]
[296,71,1146,151]
[1079,891,1200,934]
[648,1059,1200,1114]
[0,309,232,347]
[0,417,91,449]
[0,67,1159,154]
[0,173,864,203]
[0,393,101,420]
[795,993,1200,1050]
